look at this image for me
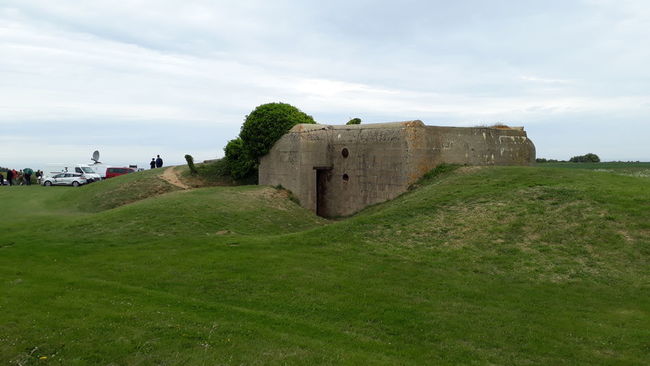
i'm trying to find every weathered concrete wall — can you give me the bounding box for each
[259,122,419,216]
[406,126,536,183]
[258,121,535,217]
[314,122,420,217]
[257,124,329,212]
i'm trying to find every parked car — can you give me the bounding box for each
[105,167,136,179]
[42,172,87,187]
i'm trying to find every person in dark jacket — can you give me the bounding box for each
[155,155,163,168]
[150,158,156,169]
[6,169,13,186]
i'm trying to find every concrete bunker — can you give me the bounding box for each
[259,120,535,217]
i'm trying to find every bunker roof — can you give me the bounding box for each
[289,120,425,133]
[289,120,525,133]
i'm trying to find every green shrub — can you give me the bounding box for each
[184,154,198,175]
[196,158,230,177]
[239,102,316,160]
[570,153,600,163]
[224,138,256,180]
[188,158,247,185]
[346,118,361,125]
[220,102,316,183]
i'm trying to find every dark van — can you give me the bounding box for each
[105,167,136,179]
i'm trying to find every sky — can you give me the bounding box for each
[1,0,649,170]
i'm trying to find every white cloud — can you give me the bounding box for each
[1,0,649,166]
[520,75,572,84]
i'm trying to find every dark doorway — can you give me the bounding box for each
[315,167,331,217]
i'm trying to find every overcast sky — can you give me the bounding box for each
[1,0,649,170]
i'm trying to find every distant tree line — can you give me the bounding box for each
[569,153,600,163]
[536,153,601,163]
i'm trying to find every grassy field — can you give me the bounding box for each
[0,164,648,364]
[539,162,650,178]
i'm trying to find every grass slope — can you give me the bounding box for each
[0,165,648,365]
[541,161,650,178]
[57,168,181,213]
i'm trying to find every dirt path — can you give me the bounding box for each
[161,167,190,189]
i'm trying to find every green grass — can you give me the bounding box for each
[178,160,258,187]
[56,168,180,213]
[1,165,649,364]
[539,162,650,178]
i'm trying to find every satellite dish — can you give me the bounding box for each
[91,150,101,164]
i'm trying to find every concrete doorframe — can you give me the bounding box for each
[313,166,332,217]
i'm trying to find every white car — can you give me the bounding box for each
[42,172,87,187]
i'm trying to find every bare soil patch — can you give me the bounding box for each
[161,167,191,189]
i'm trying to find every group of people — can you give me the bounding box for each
[1,169,43,186]
[149,155,164,169]
[3,156,166,185]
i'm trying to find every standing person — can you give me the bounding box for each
[155,155,163,168]
[150,158,156,169]
[23,168,33,186]
[6,169,13,186]
[0,172,4,186]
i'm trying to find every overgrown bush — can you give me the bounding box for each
[239,103,316,160]
[490,123,510,129]
[570,153,600,163]
[224,138,256,179]
[184,154,198,175]
[346,118,361,125]
[195,159,230,178]
[223,102,316,181]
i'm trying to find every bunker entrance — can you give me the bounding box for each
[314,166,332,217]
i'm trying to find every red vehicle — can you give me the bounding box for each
[105,167,136,179]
